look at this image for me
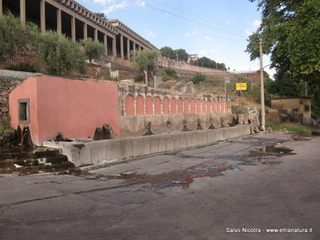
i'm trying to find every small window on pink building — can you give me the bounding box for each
[125,95,134,116]
[18,99,30,124]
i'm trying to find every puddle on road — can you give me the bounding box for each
[1,135,299,190]
[80,142,297,189]
[84,162,230,190]
[248,144,295,165]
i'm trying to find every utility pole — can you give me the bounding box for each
[259,37,265,131]
[201,62,204,75]
[224,73,228,99]
[304,81,308,96]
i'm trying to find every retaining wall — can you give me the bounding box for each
[118,82,231,136]
[0,70,38,120]
[44,125,251,167]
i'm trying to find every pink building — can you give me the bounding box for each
[9,76,120,145]
[9,75,232,145]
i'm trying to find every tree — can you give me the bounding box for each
[82,38,105,63]
[132,50,159,86]
[191,56,226,70]
[37,31,85,75]
[247,0,320,113]
[174,49,189,62]
[192,73,205,85]
[247,0,320,88]
[163,69,178,81]
[0,14,37,61]
[160,46,175,59]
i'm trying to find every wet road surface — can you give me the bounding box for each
[0,132,319,240]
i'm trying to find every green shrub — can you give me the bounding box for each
[192,73,206,84]
[37,31,85,75]
[0,14,38,61]
[268,122,311,135]
[231,105,248,114]
[163,68,178,81]
[82,38,105,63]
[7,62,38,72]
[132,50,159,85]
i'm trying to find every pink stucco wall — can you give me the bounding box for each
[9,77,40,143]
[9,76,120,145]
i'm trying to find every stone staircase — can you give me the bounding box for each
[0,146,75,175]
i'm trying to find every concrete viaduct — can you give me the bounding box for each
[0,0,158,60]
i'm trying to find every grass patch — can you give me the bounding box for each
[268,122,311,135]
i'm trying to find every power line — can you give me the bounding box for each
[121,9,240,42]
[152,0,235,29]
[142,3,244,38]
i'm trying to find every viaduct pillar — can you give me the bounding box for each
[40,0,46,32]
[20,0,26,24]
[57,8,62,34]
[0,0,2,16]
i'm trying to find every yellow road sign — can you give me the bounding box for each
[236,83,247,91]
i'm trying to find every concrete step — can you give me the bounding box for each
[0,146,75,175]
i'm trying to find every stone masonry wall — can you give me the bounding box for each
[0,70,39,121]
[118,82,236,136]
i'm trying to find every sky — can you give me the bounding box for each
[78,0,274,77]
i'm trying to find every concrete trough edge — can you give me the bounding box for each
[43,125,251,168]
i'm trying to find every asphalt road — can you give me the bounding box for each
[0,132,319,240]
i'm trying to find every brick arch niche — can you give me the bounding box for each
[171,98,177,114]
[184,98,189,114]
[190,98,195,114]
[136,95,144,115]
[146,96,153,115]
[125,95,134,116]
[196,99,201,114]
[163,97,170,115]
[154,96,161,115]
[178,98,183,114]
